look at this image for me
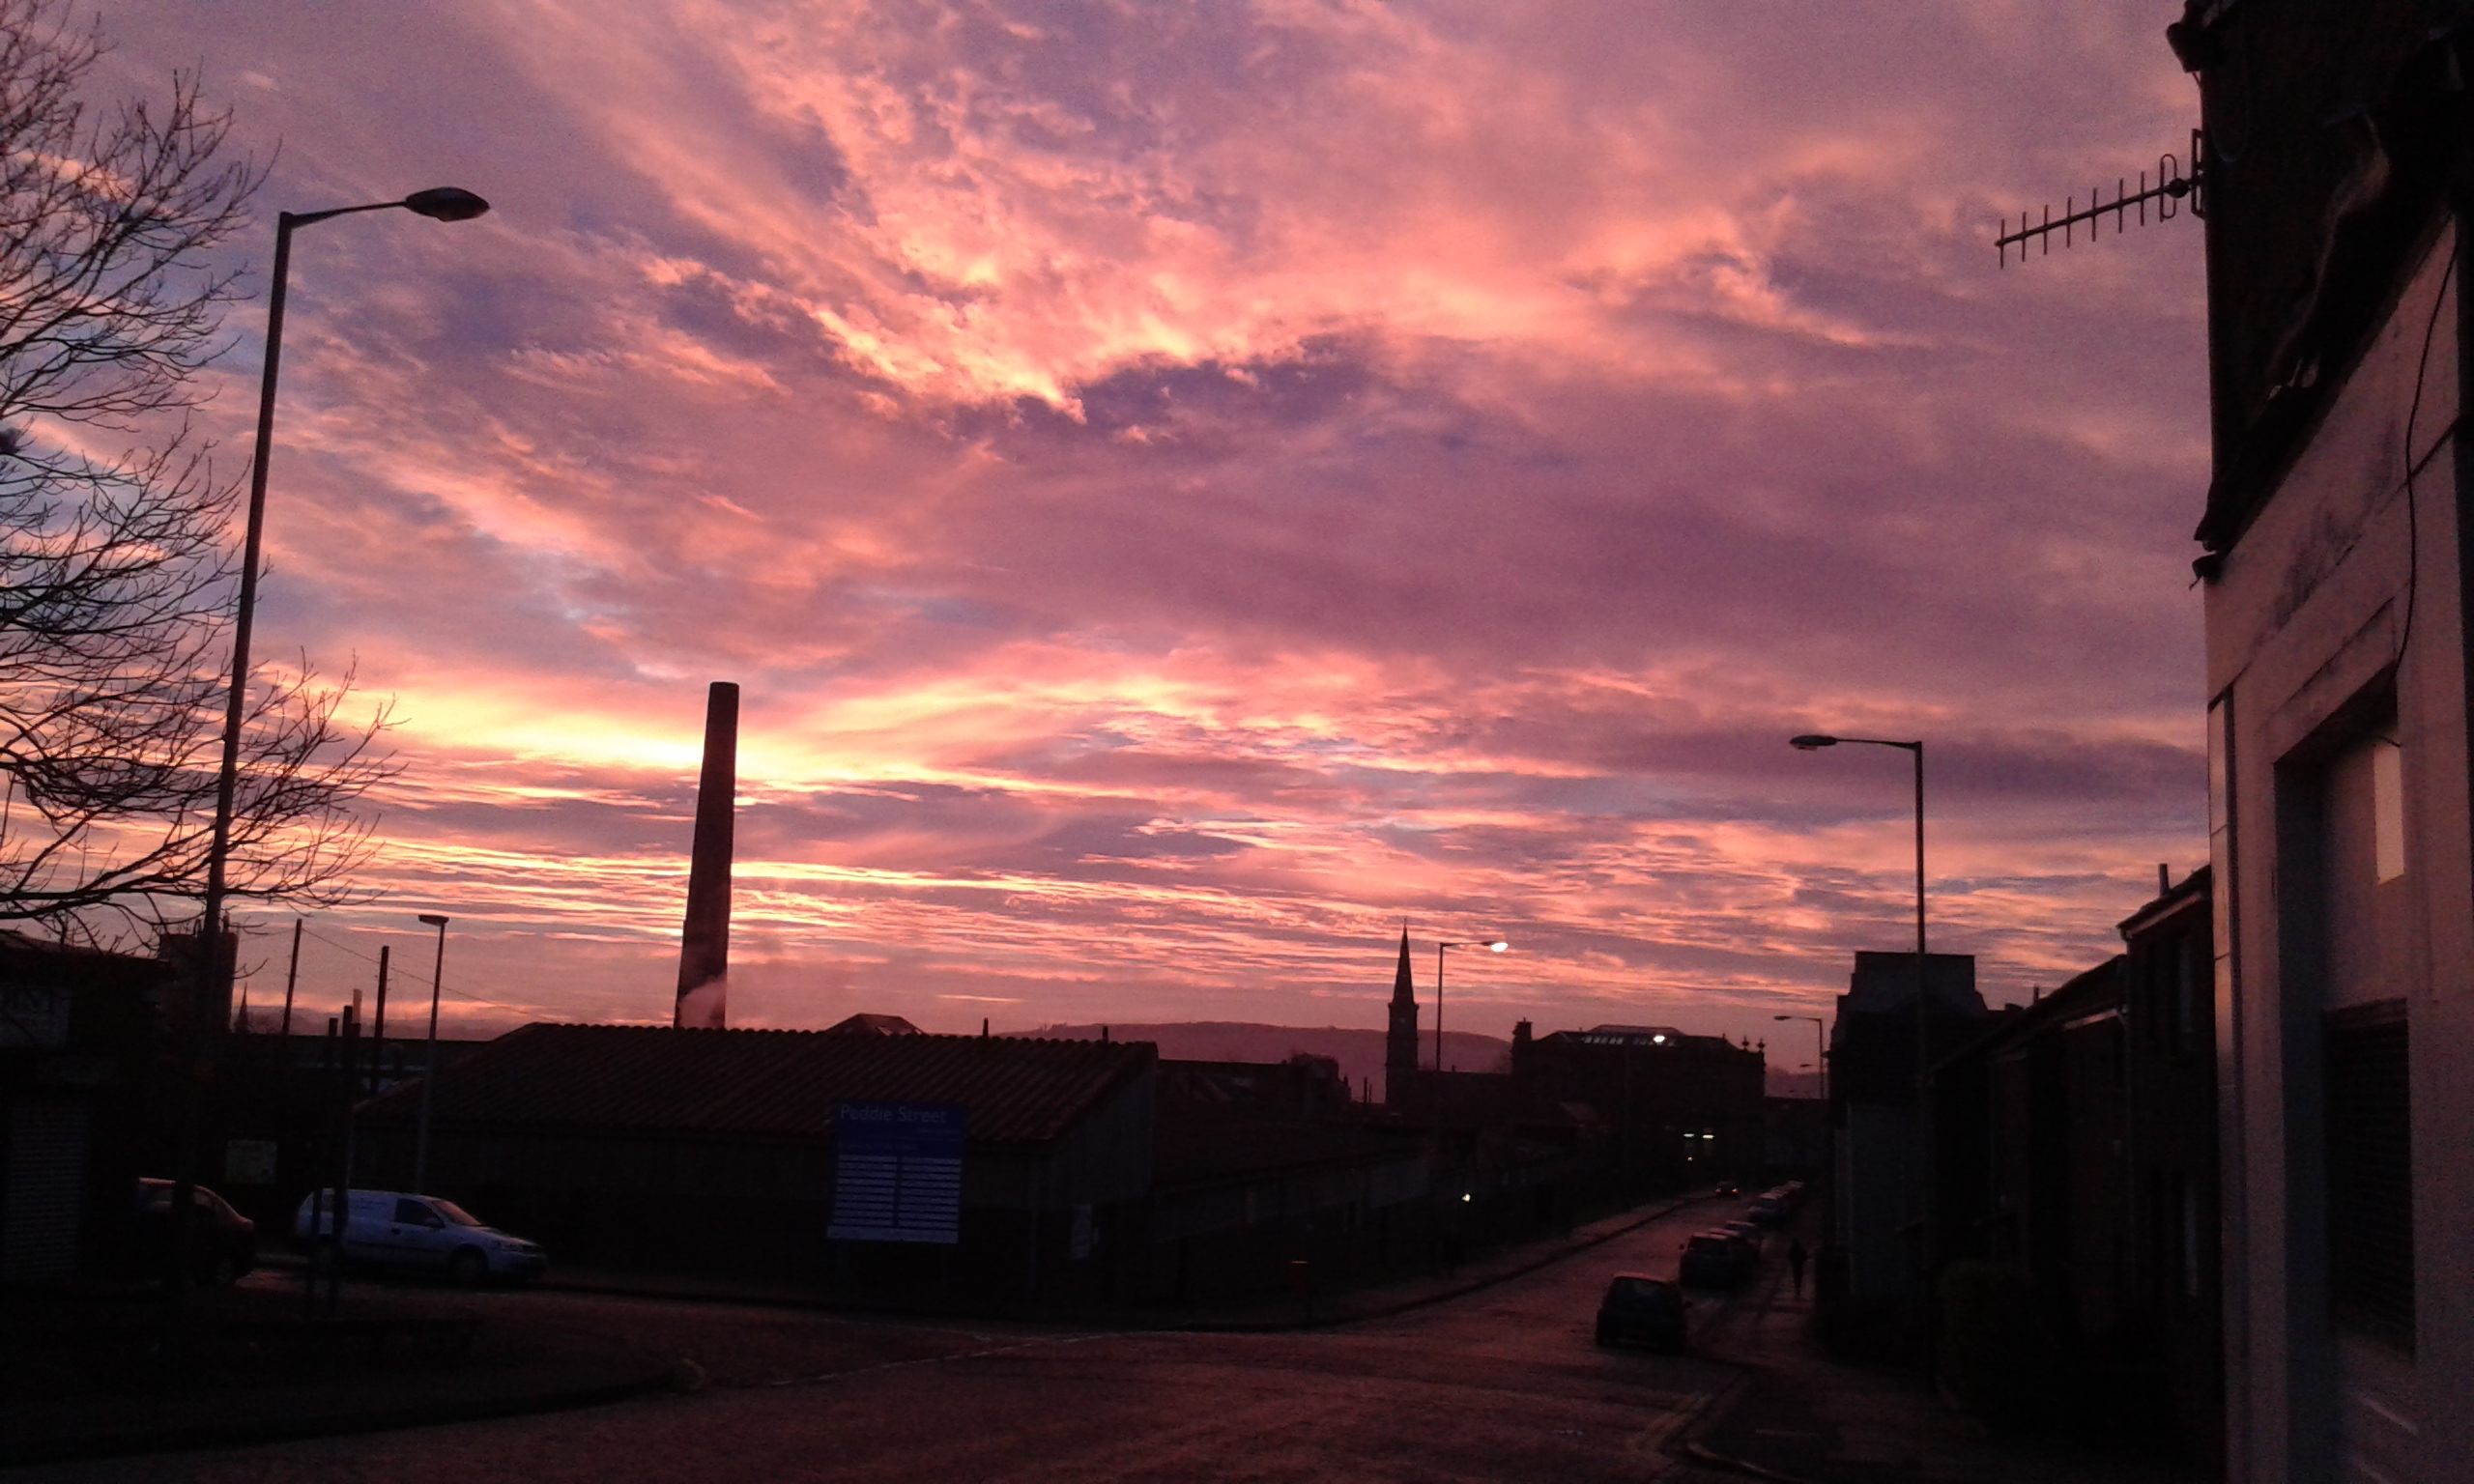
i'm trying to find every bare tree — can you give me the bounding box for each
[0,0,391,944]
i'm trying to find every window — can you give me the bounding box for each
[2325,1000,2412,1351]
[2206,693,2236,1060]
[2291,720,2404,1012]
[2172,931,2199,1055]
[2371,737,2403,882]
[2179,1174,2201,1303]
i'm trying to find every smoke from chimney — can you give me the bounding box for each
[675,681,737,1029]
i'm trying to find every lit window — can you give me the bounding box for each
[2373,738,2404,882]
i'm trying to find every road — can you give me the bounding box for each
[29,1195,1759,1483]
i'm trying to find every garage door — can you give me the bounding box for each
[2,1099,88,1281]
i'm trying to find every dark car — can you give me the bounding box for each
[1679,1230,1741,1288]
[133,1179,256,1284]
[1595,1273,1686,1350]
[1712,1180,1742,1197]
[1755,1183,1806,1221]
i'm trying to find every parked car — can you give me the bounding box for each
[1748,1194,1786,1227]
[293,1189,547,1285]
[133,1179,256,1284]
[1679,1230,1741,1288]
[1721,1218,1765,1251]
[1712,1180,1742,1197]
[1594,1273,1686,1350]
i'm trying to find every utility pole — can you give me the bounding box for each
[278,919,302,1037]
[1910,744,1932,1294]
[414,913,449,1193]
[367,945,390,1095]
[1789,732,1933,1294]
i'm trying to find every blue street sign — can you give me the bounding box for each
[830,1102,965,1244]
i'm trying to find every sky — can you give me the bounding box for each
[94,1,2211,1051]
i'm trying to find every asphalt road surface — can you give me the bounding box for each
[33,1196,1758,1484]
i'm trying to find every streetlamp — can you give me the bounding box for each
[1435,939,1508,1070]
[414,913,450,1192]
[197,187,492,1008]
[1774,1013,1827,1102]
[1789,731,1931,1286]
[1770,1009,1830,1102]
[175,188,491,1289]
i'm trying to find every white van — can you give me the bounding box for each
[293,1189,547,1285]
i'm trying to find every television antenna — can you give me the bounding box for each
[1997,129,2206,267]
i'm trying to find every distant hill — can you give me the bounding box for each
[1025,1021,1510,1100]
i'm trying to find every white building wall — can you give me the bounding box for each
[2209,223,2474,1484]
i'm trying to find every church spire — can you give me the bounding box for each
[1386,927,1420,1077]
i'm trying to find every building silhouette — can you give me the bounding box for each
[1827,951,1983,1298]
[2174,5,2474,1478]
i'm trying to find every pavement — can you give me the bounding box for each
[1181,1189,1704,1330]
[1673,1235,2201,1484]
[10,1199,1746,1484]
[520,1188,1704,1332]
[0,1191,1699,1468]
[0,1277,675,1468]
[5,1193,2208,1481]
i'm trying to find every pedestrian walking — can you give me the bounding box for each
[1788,1237,1808,1296]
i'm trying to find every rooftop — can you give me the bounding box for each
[822,1013,923,1037]
[365,1022,1156,1146]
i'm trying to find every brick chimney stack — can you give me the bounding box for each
[675,681,737,1029]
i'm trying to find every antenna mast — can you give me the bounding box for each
[1997,130,2206,267]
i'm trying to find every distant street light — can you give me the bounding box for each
[175,190,490,1294]
[1435,939,1509,1070]
[1774,1013,1827,1102]
[1789,730,1932,1286]
[414,913,450,1192]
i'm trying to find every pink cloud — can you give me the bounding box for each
[101,2,2208,1045]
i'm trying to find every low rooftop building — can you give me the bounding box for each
[360,1022,1155,1297]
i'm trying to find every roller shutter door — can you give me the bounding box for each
[2,1099,88,1281]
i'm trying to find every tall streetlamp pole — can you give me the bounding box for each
[172,187,491,1294]
[1774,1013,1827,1102]
[1434,939,1508,1070]
[414,913,450,1192]
[198,187,492,1017]
[1789,732,1931,1288]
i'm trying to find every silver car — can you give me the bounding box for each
[294,1188,547,1285]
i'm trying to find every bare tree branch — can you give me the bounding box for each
[0,0,392,945]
